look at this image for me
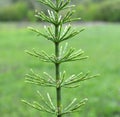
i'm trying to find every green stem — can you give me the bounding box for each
[55,25,61,117]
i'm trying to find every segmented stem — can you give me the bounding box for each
[55,24,62,117]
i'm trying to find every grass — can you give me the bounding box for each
[0,22,120,117]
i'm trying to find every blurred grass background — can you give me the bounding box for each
[0,0,120,117]
[0,22,120,117]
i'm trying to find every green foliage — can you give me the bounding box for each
[73,0,120,22]
[27,10,36,21]
[0,1,36,21]
[11,0,35,10]
[0,2,28,21]
[0,0,120,22]
[94,1,120,21]
[22,0,98,117]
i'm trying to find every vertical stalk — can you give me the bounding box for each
[55,24,61,117]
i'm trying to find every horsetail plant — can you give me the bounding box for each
[22,0,99,117]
